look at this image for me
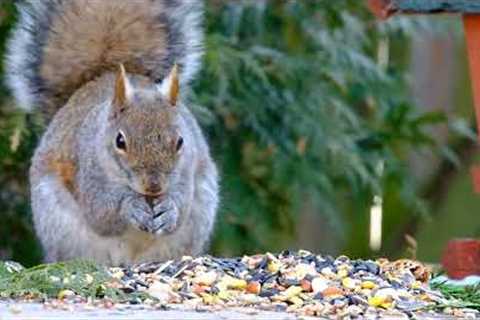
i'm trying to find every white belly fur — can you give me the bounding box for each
[33,176,191,265]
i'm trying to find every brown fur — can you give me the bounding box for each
[44,153,77,194]
[41,0,169,116]
[30,71,219,264]
[168,64,180,106]
[113,64,130,107]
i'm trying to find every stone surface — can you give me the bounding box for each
[1,303,318,320]
[0,302,476,320]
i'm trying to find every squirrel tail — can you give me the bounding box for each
[6,0,203,116]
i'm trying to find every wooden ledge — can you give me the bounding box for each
[368,0,480,19]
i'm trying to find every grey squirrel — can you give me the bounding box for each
[5,0,219,265]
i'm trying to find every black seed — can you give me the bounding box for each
[273,304,287,312]
[315,259,333,272]
[304,274,314,282]
[259,288,279,298]
[280,249,291,257]
[313,292,324,300]
[122,286,135,294]
[278,277,300,287]
[129,298,141,305]
[137,262,158,273]
[179,292,198,300]
[365,262,380,275]
[135,280,148,287]
[257,257,268,270]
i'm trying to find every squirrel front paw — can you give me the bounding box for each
[124,196,155,233]
[151,197,179,235]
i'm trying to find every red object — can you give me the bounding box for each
[367,0,397,19]
[441,239,480,279]
[471,166,480,194]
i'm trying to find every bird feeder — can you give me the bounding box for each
[368,0,480,279]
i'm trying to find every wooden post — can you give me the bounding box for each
[464,15,480,193]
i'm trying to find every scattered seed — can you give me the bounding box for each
[246,281,261,294]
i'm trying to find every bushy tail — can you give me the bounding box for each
[6,0,203,116]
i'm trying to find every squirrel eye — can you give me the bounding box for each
[115,131,127,151]
[176,137,184,152]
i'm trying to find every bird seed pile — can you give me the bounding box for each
[88,250,476,318]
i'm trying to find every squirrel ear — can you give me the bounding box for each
[159,64,179,106]
[113,64,132,107]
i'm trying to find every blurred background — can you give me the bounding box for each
[0,1,478,266]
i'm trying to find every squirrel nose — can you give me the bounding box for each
[144,179,164,195]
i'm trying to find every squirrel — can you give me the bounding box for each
[5,0,219,265]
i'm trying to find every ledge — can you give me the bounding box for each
[368,0,480,19]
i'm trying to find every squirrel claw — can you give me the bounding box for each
[152,222,167,233]
[152,198,178,235]
[153,208,168,219]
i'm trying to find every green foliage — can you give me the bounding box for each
[431,281,480,311]
[0,260,125,300]
[0,1,471,263]
[0,1,42,264]
[197,2,468,255]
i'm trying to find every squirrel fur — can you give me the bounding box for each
[6,0,219,265]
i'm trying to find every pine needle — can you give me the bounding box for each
[430,281,480,311]
[0,260,125,300]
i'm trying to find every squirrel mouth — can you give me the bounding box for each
[141,190,166,198]
[131,185,166,198]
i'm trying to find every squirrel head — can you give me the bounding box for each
[104,64,184,197]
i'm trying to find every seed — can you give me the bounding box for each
[193,271,217,286]
[192,283,207,295]
[294,263,315,279]
[201,293,216,305]
[322,286,343,297]
[312,277,329,293]
[342,277,357,289]
[57,290,75,300]
[218,276,247,290]
[111,269,125,279]
[361,281,376,289]
[411,281,422,289]
[288,296,303,306]
[337,269,349,279]
[267,261,281,273]
[321,267,335,277]
[368,296,386,307]
[283,286,303,298]
[300,279,312,292]
[147,282,172,302]
[246,281,261,294]
[217,290,232,301]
